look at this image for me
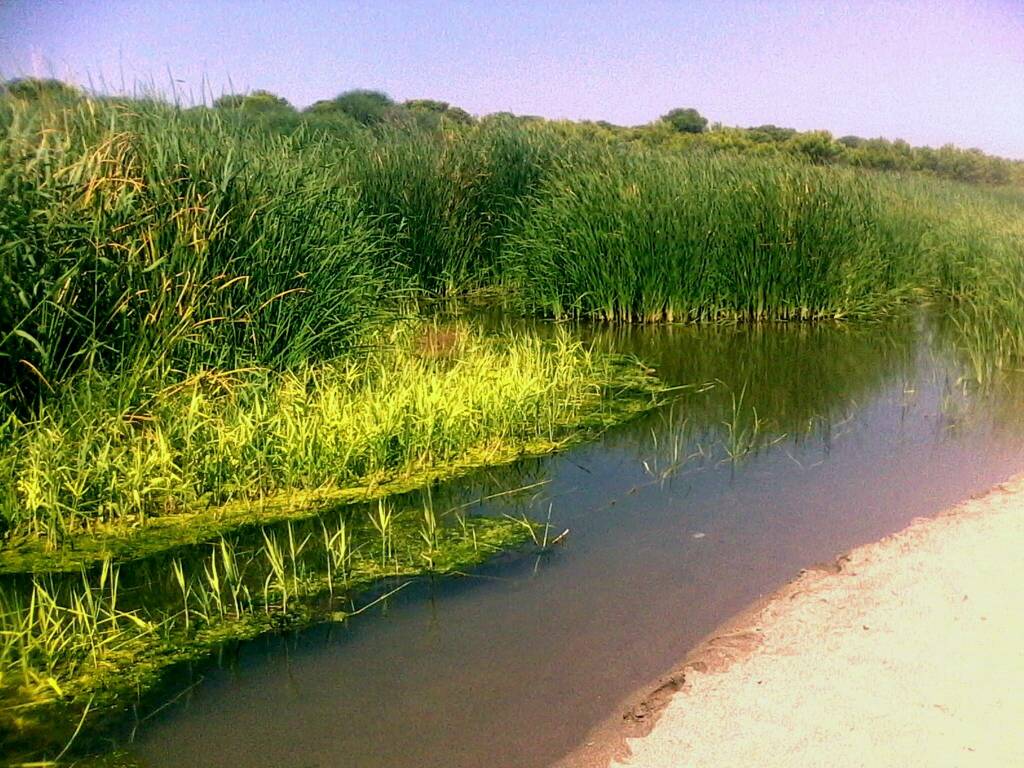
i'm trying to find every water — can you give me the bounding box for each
[125,318,1023,768]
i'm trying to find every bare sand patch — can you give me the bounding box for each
[565,474,1024,768]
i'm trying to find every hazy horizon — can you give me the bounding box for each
[2,0,1023,158]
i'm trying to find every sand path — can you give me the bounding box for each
[605,475,1024,768]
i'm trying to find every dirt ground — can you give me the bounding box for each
[573,474,1024,768]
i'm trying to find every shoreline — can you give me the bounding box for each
[560,472,1024,768]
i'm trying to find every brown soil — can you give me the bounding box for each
[559,475,1024,768]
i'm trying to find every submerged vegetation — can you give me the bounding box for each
[1,505,536,762]
[2,79,1024,762]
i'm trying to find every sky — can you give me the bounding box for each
[2,0,1023,158]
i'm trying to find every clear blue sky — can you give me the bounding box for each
[2,0,1023,157]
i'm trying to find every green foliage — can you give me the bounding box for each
[785,130,845,164]
[404,98,475,125]
[505,149,920,322]
[213,89,293,113]
[0,325,654,543]
[660,107,709,134]
[0,98,398,407]
[910,181,1024,378]
[2,83,1024,526]
[0,509,533,761]
[338,120,568,292]
[306,88,395,125]
[749,124,798,143]
[6,78,1024,767]
[3,86,1024,405]
[1,77,81,102]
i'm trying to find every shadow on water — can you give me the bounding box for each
[70,317,1024,767]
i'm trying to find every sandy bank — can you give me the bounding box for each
[575,474,1024,768]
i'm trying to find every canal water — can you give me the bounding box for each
[126,317,1024,768]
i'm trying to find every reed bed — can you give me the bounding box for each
[2,92,1023,551]
[0,97,397,408]
[922,184,1024,380]
[4,92,1024,409]
[340,120,569,293]
[3,90,1024,763]
[503,150,925,322]
[0,97,570,410]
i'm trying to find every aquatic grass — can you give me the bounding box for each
[504,149,923,322]
[0,562,158,711]
[4,91,1024,413]
[720,384,772,463]
[859,175,1024,382]
[419,490,440,566]
[0,96,404,409]
[7,87,1024,768]
[0,506,535,763]
[0,325,660,552]
[338,119,570,294]
[322,518,353,593]
[5,95,1024,384]
[369,500,394,566]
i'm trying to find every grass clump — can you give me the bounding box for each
[0,324,660,557]
[339,120,568,294]
[924,186,1024,381]
[504,150,921,322]
[0,96,402,409]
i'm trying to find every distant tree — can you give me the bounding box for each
[212,93,247,110]
[306,89,395,125]
[214,89,293,113]
[748,124,797,143]
[1,77,80,101]
[305,99,338,114]
[404,98,475,126]
[404,98,450,114]
[837,135,866,148]
[445,107,474,125]
[660,107,708,134]
[481,111,518,123]
[786,130,844,164]
[300,108,363,136]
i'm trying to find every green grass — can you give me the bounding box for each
[0,97,576,409]
[338,119,569,294]
[0,323,659,553]
[921,183,1024,381]
[4,92,1024,410]
[1,90,1022,562]
[2,89,1024,765]
[502,150,924,322]
[0,507,535,763]
[0,96,402,408]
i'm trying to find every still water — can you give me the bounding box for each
[127,318,1024,768]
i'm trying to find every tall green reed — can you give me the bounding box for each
[504,149,924,322]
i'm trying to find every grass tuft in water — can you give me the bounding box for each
[0,324,661,563]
